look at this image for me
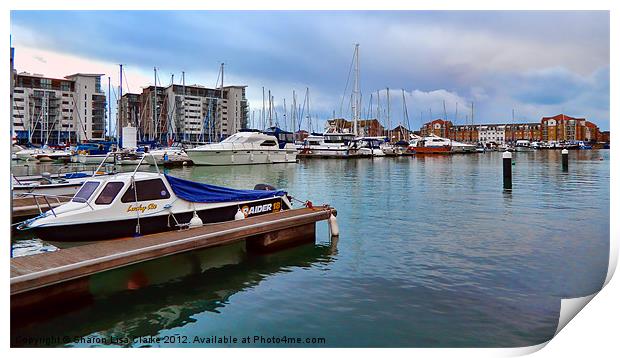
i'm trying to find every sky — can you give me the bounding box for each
[10,10,610,132]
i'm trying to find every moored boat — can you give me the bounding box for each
[187,131,297,166]
[144,147,192,167]
[407,134,452,154]
[17,169,293,242]
[298,132,355,158]
[349,137,387,157]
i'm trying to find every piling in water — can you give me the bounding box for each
[562,148,569,171]
[503,151,512,190]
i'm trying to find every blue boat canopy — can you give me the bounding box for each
[164,174,286,203]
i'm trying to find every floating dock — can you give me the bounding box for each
[11,206,335,313]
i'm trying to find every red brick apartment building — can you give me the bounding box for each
[419,114,605,143]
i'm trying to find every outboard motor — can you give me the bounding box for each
[254,183,277,191]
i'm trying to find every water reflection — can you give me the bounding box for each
[12,241,337,347]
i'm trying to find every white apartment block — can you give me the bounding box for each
[12,72,106,145]
[136,84,248,143]
[478,125,506,145]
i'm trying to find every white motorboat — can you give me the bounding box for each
[12,171,98,197]
[15,147,54,161]
[514,140,534,152]
[298,132,355,158]
[349,137,387,157]
[77,153,115,164]
[33,150,72,163]
[187,131,297,166]
[450,141,477,153]
[144,147,192,166]
[18,169,293,242]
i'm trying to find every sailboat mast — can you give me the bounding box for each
[376,89,380,125]
[220,63,224,140]
[386,87,392,142]
[306,87,311,133]
[352,43,360,136]
[261,87,265,130]
[108,77,111,141]
[283,98,287,131]
[182,71,186,142]
[268,90,272,128]
[118,64,123,147]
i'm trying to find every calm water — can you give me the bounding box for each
[11,150,610,347]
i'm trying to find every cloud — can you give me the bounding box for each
[10,10,610,131]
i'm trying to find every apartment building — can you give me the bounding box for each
[12,72,107,145]
[125,84,248,143]
[419,114,603,144]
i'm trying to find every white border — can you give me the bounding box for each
[2,1,617,357]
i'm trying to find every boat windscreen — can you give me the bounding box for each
[72,181,100,203]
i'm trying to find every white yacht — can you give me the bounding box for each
[17,170,292,242]
[348,137,387,157]
[187,131,297,166]
[299,132,355,158]
[144,147,192,166]
[514,140,534,151]
[15,147,54,161]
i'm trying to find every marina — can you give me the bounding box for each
[8,9,611,350]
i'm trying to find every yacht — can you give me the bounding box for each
[514,140,533,152]
[15,146,54,161]
[17,170,293,242]
[12,171,107,197]
[71,142,116,164]
[407,134,452,154]
[348,137,387,157]
[187,131,297,166]
[299,132,355,158]
[144,146,192,167]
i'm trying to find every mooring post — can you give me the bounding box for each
[503,151,512,190]
[561,148,568,171]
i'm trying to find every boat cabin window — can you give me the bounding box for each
[121,179,171,203]
[259,140,278,147]
[95,182,124,205]
[72,181,100,203]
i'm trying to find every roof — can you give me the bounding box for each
[541,114,586,121]
[64,73,105,79]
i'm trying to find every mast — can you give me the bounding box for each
[118,64,123,147]
[471,101,474,142]
[182,71,186,142]
[268,89,272,127]
[291,90,296,132]
[306,88,311,134]
[107,77,111,141]
[376,89,380,125]
[386,87,391,141]
[219,63,224,140]
[352,43,360,136]
[402,89,410,141]
[151,66,156,142]
[261,87,265,130]
[283,98,287,131]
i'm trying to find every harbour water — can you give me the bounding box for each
[11,150,609,347]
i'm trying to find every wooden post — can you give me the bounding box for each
[503,151,512,190]
[562,148,568,171]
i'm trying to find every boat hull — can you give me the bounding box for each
[76,154,114,164]
[188,149,297,166]
[408,146,452,154]
[31,197,287,242]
